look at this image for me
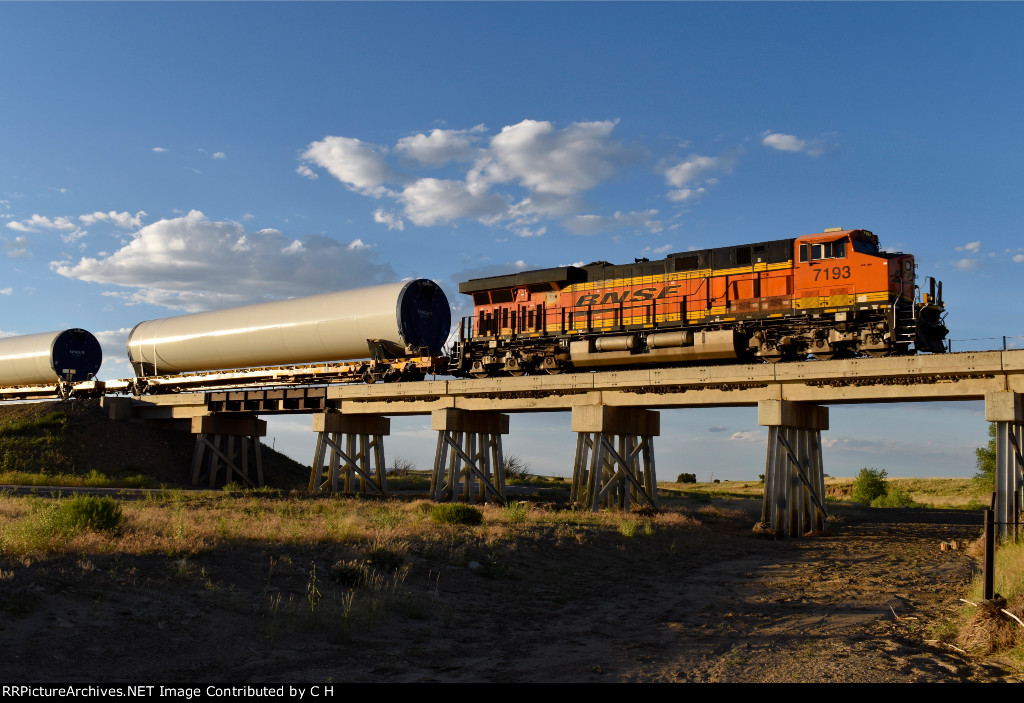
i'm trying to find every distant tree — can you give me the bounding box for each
[973,423,997,490]
[851,467,889,505]
[677,472,697,484]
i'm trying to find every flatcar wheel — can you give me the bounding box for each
[470,371,490,379]
[760,350,784,363]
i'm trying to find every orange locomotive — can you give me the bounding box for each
[452,228,947,377]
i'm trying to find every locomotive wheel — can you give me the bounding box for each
[541,357,564,374]
[861,349,892,358]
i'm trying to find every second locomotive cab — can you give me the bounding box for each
[452,228,948,377]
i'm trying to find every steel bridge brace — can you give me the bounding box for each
[570,406,660,511]
[190,414,267,488]
[430,409,508,505]
[308,413,390,495]
[758,400,828,538]
[986,392,1024,539]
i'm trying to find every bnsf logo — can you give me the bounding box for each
[574,285,681,307]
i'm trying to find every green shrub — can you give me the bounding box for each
[53,495,124,533]
[430,503,483,525]
[677,473,697,484]
[870,487,916,508]
[851,467,889,505]
[973,423,996,491]
[503,501,529,523]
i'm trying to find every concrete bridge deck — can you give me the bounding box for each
[120,349,1024,420]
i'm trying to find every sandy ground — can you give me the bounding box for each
[0,499,1016,683]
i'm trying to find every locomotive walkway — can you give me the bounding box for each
[96,349,1024,538]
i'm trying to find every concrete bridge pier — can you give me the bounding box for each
[308,413,390,496]
[431,409,509,504]
[570,406,660,511]
[758,400,829,538]
[190,414,267,488]
[986,392,1024,539]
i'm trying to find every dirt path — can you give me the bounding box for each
[0,501,1016,683]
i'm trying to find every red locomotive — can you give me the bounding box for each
[452,228,947,377]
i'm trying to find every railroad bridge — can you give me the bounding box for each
[93,349,1024,538]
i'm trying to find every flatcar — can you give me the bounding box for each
[0,329,103,387]
[452,228,948,377]
[126,279,450,391]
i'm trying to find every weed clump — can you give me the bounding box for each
[53,495,124,533]
[503,455,534,482]
[330,560,369,587]
[430,503,483,526]
[367,546,406,572]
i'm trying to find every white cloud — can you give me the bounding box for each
[511,225,546,238]
[212,152,226,160]
[373,208,405,231]
[399,178,507,226]
[7,214,77,232]
[296,164,318,180]
[762,133,806,152]
[53,210,396,311]
[1014,254,1024,263]
[301,119,645,237]
[729,430,765,442]
[79,210,146,228]
[564,209,664,235]
[152,147,168,153]
[954,258,980,271]
[0,288,11,296]
[761,131,835,157]
[394,126,483,166]
[955,241,981,253]
[664,152,737,202]
[298,136,403,197]
[94,327,132,347]
[6,236,28,257]
[475,119,624,196]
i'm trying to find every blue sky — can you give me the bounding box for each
[2,2,1022,478]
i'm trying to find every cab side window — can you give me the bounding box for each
[800,240,846,262]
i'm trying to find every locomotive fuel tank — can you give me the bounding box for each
[0,329,103,386]
[127,279,450,376]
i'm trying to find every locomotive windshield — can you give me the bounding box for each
[852,238,881,256]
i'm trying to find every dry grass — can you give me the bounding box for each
[954,538,1024,664]
[0,489,715,562]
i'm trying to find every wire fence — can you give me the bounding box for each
[946,335,1024,353]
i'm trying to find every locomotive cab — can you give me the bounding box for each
[791,228,946,357]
